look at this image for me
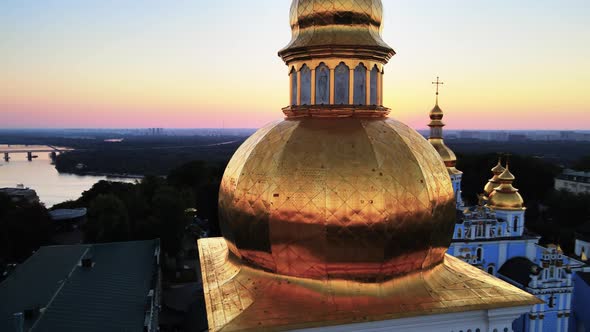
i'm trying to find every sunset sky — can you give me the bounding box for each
[1,0,589,129]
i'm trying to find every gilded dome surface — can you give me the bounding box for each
[488,188,524,210]
[219,117,456,281]
[484,160,506,196]
[279,0,394,63]
[488,168,525,210]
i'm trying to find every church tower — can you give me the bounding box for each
[488,164,526,237]
[427,77,464,209]
[199,2,541,331]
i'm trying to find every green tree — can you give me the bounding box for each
[572,155,590,172]
[85,194,131,243]
[0,194,53,263]
[151,186,190,256]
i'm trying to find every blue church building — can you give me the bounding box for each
[426,86,590,332]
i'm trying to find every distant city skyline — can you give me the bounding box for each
[1,0,589,129]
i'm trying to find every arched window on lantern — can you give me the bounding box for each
[370,65,379,105]
[334,62,350,104]
[353,63,367,105]
[290,67,298,106]
[300,64,312,105]
[315,63,330,105]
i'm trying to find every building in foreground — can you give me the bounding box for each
[555,169,590,195]
[427,91,590,331]
[0,240,161,332]
[199,1,540,331]
[0,186,39,205]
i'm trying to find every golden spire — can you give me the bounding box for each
[484,156,506,196]
[427,77,461,175]
[488,163,525,210]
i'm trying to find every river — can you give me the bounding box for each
[0,145,136,207]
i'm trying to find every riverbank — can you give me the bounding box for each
[59,170,145,180]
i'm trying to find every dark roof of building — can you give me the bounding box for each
[578,272,590,287]
[498,257,537,287]
[0,240,159,332]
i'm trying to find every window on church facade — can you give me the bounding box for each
[477,224,484,238]
[315,63,330,104]
[353,63,367,105]
[487,266,494,275]
[549,295,555,308]
[476,248,483,261]
[513,216,519,233]
[370,66,379,105]
[457,229,462,239]
[290,68,298,105]
[334,62,350,104]
[300,65,312,105]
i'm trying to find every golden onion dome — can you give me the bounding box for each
[429,139,457,168]
[491,160,506,175]
[219,118,456,281]
[429,104,444,122]
[484,159,506,196]
[498,167,516,181]
[279,0,395,64]
[488,167,525,210]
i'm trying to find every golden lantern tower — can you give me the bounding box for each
[427,77,464,209]
[199,1,540,331]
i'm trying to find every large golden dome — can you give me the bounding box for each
[219,117,456,281]
[279,0,394,64]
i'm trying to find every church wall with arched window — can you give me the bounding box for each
[315,63,330,104]
[300,65,312,105]
[353,63,367,105]
[370,66,379,105]
[286,61,384,107]
[334,62,350,104]
[290,68,298,106]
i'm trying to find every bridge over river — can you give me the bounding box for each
[1,145,74,162]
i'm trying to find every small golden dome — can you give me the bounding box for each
[488,166,525,210]
[279,0,395,64]
[498,168,516,181]
[484,159,506,196]
[429,139,457,168]
[491,160,506,175]
[219,117,456,281]
[429,104,444,122]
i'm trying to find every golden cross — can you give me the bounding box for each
[432,76,444,96]
[504,153,512,167]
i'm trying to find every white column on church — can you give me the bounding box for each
[528,315,536,332]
